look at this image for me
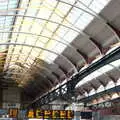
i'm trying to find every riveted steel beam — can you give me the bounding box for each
[27,46,120,109]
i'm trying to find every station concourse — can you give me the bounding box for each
[0,0,120,119]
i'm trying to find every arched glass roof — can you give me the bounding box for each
[0,0,111,87]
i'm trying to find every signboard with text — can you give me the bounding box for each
[9,108,18,118]
[27,109,74,119]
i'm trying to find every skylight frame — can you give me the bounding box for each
[1,0,112,84]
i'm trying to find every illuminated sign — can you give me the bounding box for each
[44,110,52,119]
[36,109,44,119]
[27,109,34,118]
[9,108,18,118]
[27,109,74,119]
[52,110,60,119]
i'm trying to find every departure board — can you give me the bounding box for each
[27,109,74,119]
[9,108,18,118]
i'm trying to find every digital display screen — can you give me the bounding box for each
[9,108,18,118]
[27,109,74,119]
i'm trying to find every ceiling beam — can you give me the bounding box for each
[26,46,120,108]
[79,85,120,103]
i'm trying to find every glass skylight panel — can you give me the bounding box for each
[0,17,4,21]
[0,45,6,51]
[42,29,53,38]
[63,30,79,43]
[37,7,52,20]
[26,7,37,16]
[10,35,17,43]
[50,13,63,23]
[10,53,18,62]
[18,55,27,63]
[26,58,33,67]
[56,26,69,37]
[76,71,100,87]
[38,37,49,44]
[9,3,17,8]
[0,0,19,56]
[53,43,66,54]
[75,13,94,30]
[76,1,88,10]
[106,81,115,89]
[89,89,95,96]
[46,22,58,32]
[31,51,39,60]
[2,34,9,42]
[89,0,104,13]
[6,18,13,23]
[13,46,21,54]
[98,65,113,73]
[25,37,36,45]
[31,23,41,34]
[117,79,120,86]
[16,35,25,43]
[97,85,105,93]
[112,93,119,99]
[40,51,57,63]
[0,6,7,10]
[33,48,41,55]
[45,0,57,7]
[9,0,18,4]
[35,40,45,48]
[62,0,76,4]
[3,0,111,82]
[28,0,40,10]
[18,48,31,61]
[13,17,22,28]
[57,2,71,16]
[110,59,120,67]
[67,7,82,24]
[78,0,92,6]
[76,63,113,88]
[21,18,34,31]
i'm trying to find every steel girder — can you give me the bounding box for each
[79,85,120,103]
[88,97,120,110]
[27,46,120,109]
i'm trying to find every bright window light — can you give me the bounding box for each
[112,93,119,99]
[97,85,105,93]
[0,0,111,84]
[110,59,120,67]
[106,81,115,89]
[7,0,111,65]
[76,64,113,88]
